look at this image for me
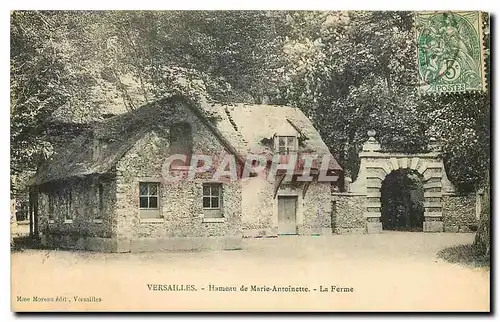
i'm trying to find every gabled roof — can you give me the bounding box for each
[200,102,334,157]
[30,96,342,186]
[30,98,167,186]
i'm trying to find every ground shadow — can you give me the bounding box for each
[437,243,490,268]
[11,236,42,253]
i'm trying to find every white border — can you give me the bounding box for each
[2,2,497,321]
[0,1,498,11]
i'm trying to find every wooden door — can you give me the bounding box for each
[278,196,297,235]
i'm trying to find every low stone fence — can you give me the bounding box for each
[331,192,367,234]
[442,193,478,233]
[331,191,478,234]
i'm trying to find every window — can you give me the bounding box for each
[95,183,104,221]
[48,193,55,222]
[169,122,193,167]
[279,182,296,191]
[139,182,159,209]
[203,183,223,218]
[139,182,161,219]
[277,136,297,154]
[64,190,73,222]
[92,138,102,161]
[203,183,221,209]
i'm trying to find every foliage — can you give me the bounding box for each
[84,11,285,106]
[419,13,490,193]
[11,10,490,196]
[10,11,282,178]
[277,11,489,192]
[11,11,77,174]
[420,92,490,192]
[277,11,430,179]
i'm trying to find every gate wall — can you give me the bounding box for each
[332,131,476,234]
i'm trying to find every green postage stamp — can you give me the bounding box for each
[416,11,486,94]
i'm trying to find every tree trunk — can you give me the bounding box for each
[474,172,490,256]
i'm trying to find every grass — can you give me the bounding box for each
[437,244,490,268]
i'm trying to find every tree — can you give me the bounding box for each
[10,10,284,182]
[11,11,94,176]
[11,11,491,247]
[85,11,285,106]
[415,12,490,255]
[277,11,490,254]
[277,11,429,179]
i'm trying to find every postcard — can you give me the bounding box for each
[10,10,490,312]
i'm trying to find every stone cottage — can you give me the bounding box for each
[28,95,343,252]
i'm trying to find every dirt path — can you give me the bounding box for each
[11,232,489,311]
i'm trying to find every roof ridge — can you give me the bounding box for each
[208,102,298,109]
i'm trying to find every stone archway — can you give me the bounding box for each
[348,131,456,233]
[380,168,425,231]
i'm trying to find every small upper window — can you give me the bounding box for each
[277,136,297,154]
[139,182,159,209]
[170,122,193,165]
[170,122,192,146]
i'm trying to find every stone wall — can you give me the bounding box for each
[300,182,332,235]
[241,176,276,237]
[241,178,332,237]
[114,107,242,252]
[38,175,117,251]
[442,193,477,232]
[331,193,366,234]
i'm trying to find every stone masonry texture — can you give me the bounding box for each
[442,194,477,233]
[114,107,242,251]
[331,194,366,234]
[38,175,117,251]
[39,104,243,252]
[241,177,332,237]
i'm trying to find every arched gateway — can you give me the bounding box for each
[332,131,464,234]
